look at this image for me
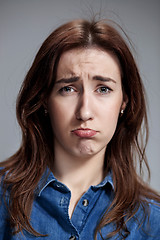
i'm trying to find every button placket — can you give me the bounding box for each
[71,187,100,234]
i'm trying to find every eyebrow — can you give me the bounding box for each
[93,75,116,84]
[55,76,80,84]
[55,75,116,84]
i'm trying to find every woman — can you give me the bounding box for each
[0,19,160,240]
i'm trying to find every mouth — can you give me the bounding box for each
[71,128,97,138]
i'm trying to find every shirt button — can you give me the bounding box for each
[69,236,76,240]
[82,199,89,207]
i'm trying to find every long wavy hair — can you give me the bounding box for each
[0,19,160,239]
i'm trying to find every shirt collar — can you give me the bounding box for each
[92,170,114,190]
[36,167,56,196]
[36,167,114,197]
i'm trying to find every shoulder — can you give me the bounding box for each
[138,199,160,239]
[147,199,160,224]
[123,199,160,239]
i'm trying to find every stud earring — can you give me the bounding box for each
[44,108,48,116]
[120,109,124,115]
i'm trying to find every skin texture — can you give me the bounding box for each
[47,48,126,217]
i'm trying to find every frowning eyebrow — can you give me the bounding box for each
[55,75,116,84]
[93,75,116,84]
[55,76,80,84]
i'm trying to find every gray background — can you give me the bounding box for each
[0,0,160,191]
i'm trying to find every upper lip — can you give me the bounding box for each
[72,128,97,132]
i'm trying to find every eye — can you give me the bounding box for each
[96,86,111,94]
[60,86,74,92]
[59,86,75,95]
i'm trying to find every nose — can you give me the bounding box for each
[75,91,94,121]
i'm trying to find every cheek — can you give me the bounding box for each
[100,100,121,132]
[101,99,121,119]
[48,100,72,132]
[48,101,61,130]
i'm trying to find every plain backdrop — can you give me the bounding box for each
[0,0,160,191]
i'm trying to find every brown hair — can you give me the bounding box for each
[0,19,159,239]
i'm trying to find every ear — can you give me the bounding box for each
[42,102,48,117]
[121,94,128,112]
[42,101,49,116]
[43,100,48,110]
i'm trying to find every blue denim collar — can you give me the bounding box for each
[36,167,114,197]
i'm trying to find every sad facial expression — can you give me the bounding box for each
[48,48,126,160]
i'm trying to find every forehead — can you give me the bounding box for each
[56,47,121,78]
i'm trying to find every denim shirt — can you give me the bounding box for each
[0,168,160,240]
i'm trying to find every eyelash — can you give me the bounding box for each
[58,86,112,95]
[96,86,112,94]
[59,86,75,94]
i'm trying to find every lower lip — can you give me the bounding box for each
[72,129,97,138]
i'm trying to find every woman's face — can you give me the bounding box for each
[48,48,126,159]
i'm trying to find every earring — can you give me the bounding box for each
[44,108,48,116]
[120,109,124,115]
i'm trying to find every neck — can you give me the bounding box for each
[51,145,105,193]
